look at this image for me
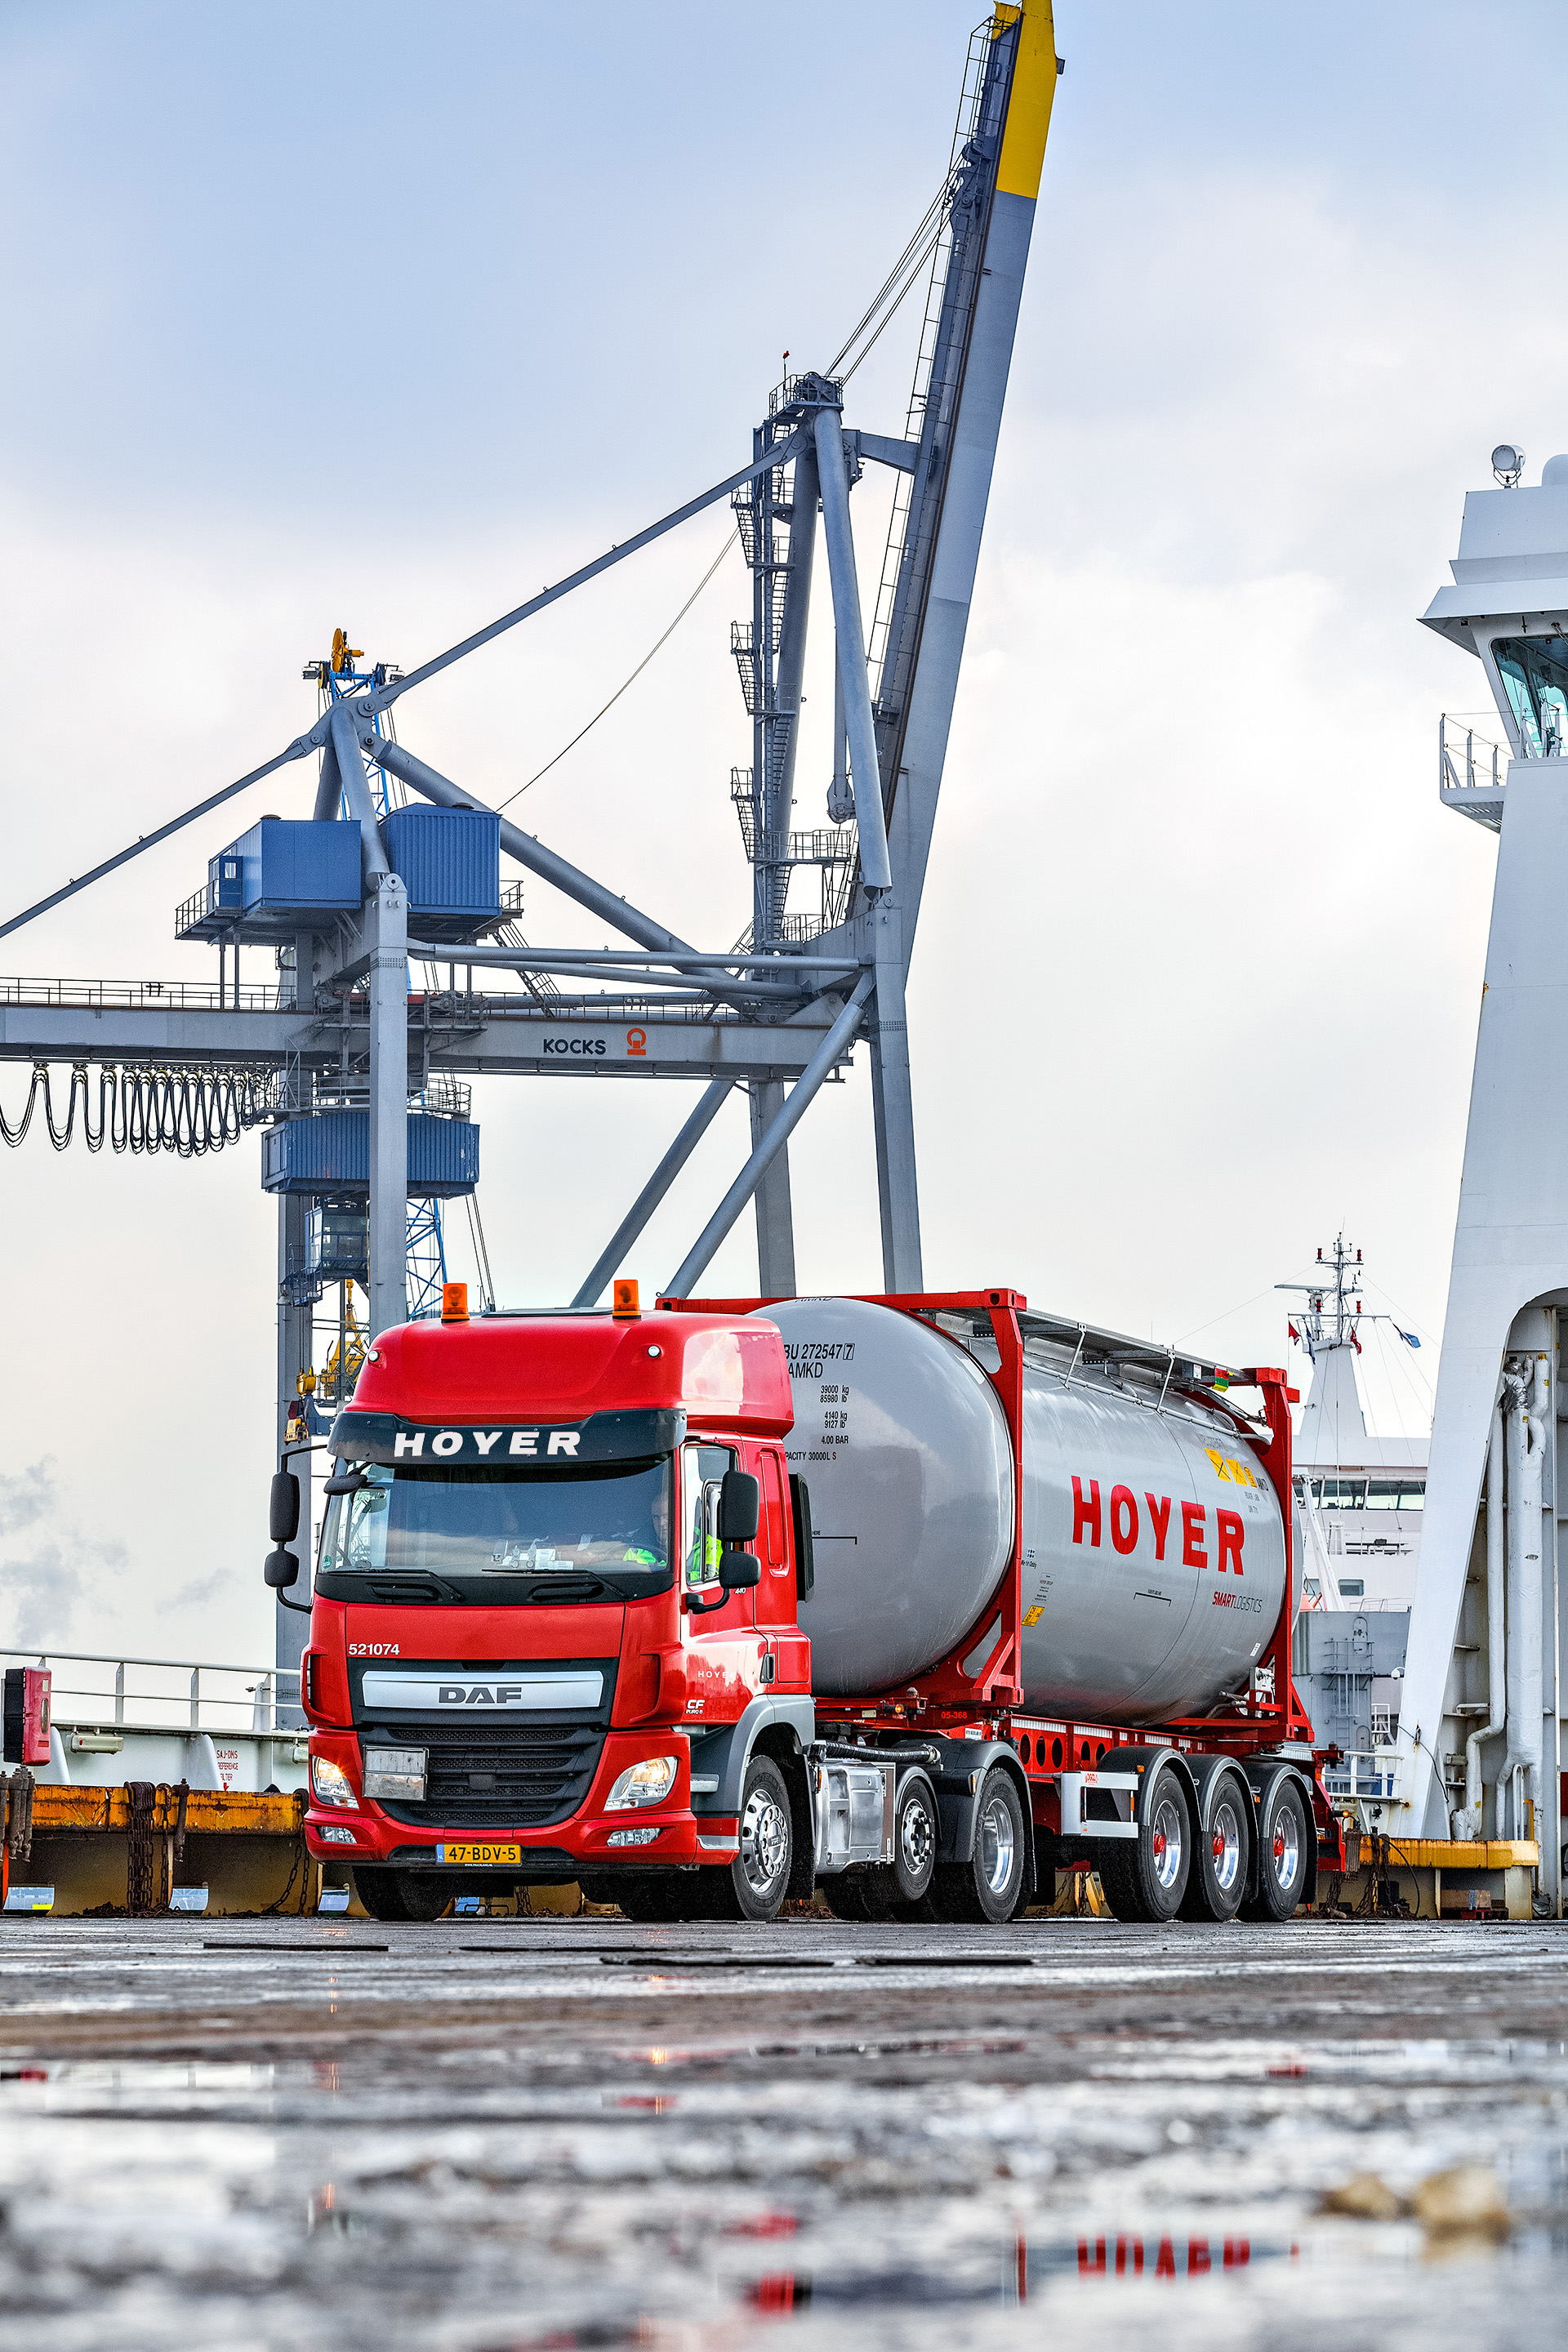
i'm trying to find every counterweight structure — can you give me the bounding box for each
[0,6,1060,1701]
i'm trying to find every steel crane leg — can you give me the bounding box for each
[667,972,874,1298]
[571,1077,734,1307]
[368,875,409,1340]
[813,409,893,893]
[274,1192,313,1726]
[866,899,922,1290]
[749,1080,797,1297]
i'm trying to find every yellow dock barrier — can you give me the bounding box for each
[1320,1829,1541,1921]
[3,1775,314,1917]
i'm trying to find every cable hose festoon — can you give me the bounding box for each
[0,1062,273,1158]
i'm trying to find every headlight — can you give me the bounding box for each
[605,1755,679,1810]
[310,1755,359,1810]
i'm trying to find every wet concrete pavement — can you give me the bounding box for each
[2,1914,1566,2349]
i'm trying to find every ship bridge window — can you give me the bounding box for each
[1301,1475,1423,1511]
[1310,1477,1367,1510]
[1492,635,1568,756]
[1365,1481,1424,1510]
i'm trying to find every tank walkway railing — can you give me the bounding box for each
[0,1646,300,1738]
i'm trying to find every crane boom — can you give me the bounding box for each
[871,2,1058,958]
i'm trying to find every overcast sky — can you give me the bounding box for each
[1,1,1557,1668]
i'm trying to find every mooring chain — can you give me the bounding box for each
[0,1062,274,1158]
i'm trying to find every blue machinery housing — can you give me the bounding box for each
[181,808,501,942]
[384,807,501,929]
[264,1111,480,1201]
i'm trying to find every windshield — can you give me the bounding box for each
[320,1457,672,1580]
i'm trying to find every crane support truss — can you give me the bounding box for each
[0,7,1059,1695]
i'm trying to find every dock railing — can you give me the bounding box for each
[0,1646,301,1737]
[1321,1747,1402,1826]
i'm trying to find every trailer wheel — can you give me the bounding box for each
[931,1768,1027,1924]
[705,1755,793,1922]
[1178,1771,1251,1923]
[1101,1762,1192,1922]
[353,1866,452,1922]
[1241,1775,1308,1922]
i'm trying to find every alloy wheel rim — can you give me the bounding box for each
[902,1795,934,1878]
[1151,1793,1183,1891]
[1210,1800,1241,1893]
[1272,1802,1300,1892]
[979,1794,1015,1895]
[740,1787,788,1895]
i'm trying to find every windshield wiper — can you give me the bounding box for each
[363,1572,466,1605]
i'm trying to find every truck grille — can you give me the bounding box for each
[364,1720,605,1829]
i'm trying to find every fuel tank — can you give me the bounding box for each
[762,1297,1287,1722]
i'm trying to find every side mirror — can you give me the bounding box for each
[719,1549,761,1592]
[265,1547,301,1589]
[717,1468,760,1545]
[270,1471,301,1544]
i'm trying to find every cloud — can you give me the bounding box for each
[2,1540,88,1651]
[0,1459,56,1537]
[166,1567,231,1615]
[0,1463,131,1650]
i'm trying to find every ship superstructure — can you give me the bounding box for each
[1282,1237,1426,1819]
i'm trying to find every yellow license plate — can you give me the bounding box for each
[437,1842,521,1867]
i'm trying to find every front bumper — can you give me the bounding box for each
[303,1726,737,1874]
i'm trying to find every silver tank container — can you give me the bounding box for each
[762,1297,1287,1722]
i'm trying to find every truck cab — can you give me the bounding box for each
[293,1303,817,1921]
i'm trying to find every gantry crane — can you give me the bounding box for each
[0,4,1061,1704]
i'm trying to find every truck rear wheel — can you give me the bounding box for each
[353,1866,452,1922]
[1178,1770,1251,1922]
[930,1768,1027,1923]
[1241,1775,1307,1922]
[1101,1762,1192,1922]
[706,1755,793,1922]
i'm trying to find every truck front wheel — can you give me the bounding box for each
[353,1866,452,1922]
[707,1755,793,1922]
[931,1769,1027,1923]
[604,1873,692,1922]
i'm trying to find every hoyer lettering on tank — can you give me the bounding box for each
[1070,1475,1246,1574]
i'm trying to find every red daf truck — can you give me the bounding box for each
[269,1285,1338,1924]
